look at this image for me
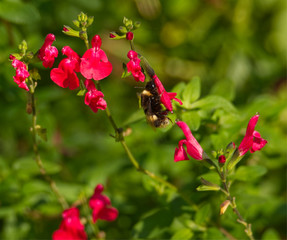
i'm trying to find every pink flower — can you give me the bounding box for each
[153,75,182,112]
[80,35,112,80]
[50,46,80,90]
[89,184,118,223]
[238,114,267,156]
[126,50,145,82]
[11,59,30,91]
[38,33,58,68]
[84,79,107,113]
[52,207,87,240]
[174,121,203,162]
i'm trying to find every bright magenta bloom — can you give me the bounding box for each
[11,59,30,91]
[238,114,267,156]
[89,184,118,223]
[84,79,107,113]
[153,75,182,112]
[52,207,87,240]
[80,35,112,80]
[50,46,80,90]
[126,50,145,82]
[38,33,58,68]
[218,155,226,164]
[174,121,203,162]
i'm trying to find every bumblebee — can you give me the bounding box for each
[141,79,170,128]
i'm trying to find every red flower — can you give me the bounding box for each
[153,75,182,112]
[174,121,203,162]
[238,114,267,156]
[89,184,118,223]
[80,35,112,80]
[11,59,30,91]
[126,50,145,82]
[38,33,58,68]
[52,207,87,240]
[84,79,107,113]
[50,46,80,90]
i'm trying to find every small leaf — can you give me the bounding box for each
[233,165,267,181]
[182,111,201,131]
[171,228,193,240]
[262,229,281,240]
[182,77,201,107]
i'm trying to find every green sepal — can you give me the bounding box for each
[121,63,131,78]
[226,149,242,171]
[63,25,80,38]
[109,31,126,40]
[35,125,47,142]
[119,26,128,34]
[134,21,141,29]
[77,89,86,96]
[87,16,94,27]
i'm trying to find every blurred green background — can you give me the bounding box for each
[0,0,286,239]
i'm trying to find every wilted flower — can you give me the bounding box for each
[11,59,30,91]
[50,46,80,90]
[38,33,58,68]
[80,35,112,80]
[174,121,204,162]
[126,50,145,82]
[153,75,182,112]
[238,114,267,156]
[84,79,107,113]
[52,207,87,240]
[89,184,118,223]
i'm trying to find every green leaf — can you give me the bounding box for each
[210,79,235,101]
[189,95,237,113]
[233,165,267,181]
[0,2,40,24]
[133,208,173,239]
[262,229,281,240]
[182,77,201,107]
[171,228,193,240]
[203,227,227,240]
[122,109,145,127]
[182,111,201,131]
[195,204,211,225]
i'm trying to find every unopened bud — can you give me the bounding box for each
[126,31,134,40]
[218,155,226,164]
[62,25,80,38]
[220,200,231,215]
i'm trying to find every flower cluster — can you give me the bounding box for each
[38,34,58,68]
[11,59,30,91]
[126,50,145,82]
[174,114,267,163]
[84,79,107,113]
[53,184,118,239]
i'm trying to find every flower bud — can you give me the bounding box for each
[218,155,226,164]
[220,200,231,215]
[62,25,80,38]
[126,31,134,40]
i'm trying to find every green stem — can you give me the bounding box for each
[29,82,68,210]
[95,82,196,209]
[220,171,254,240]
